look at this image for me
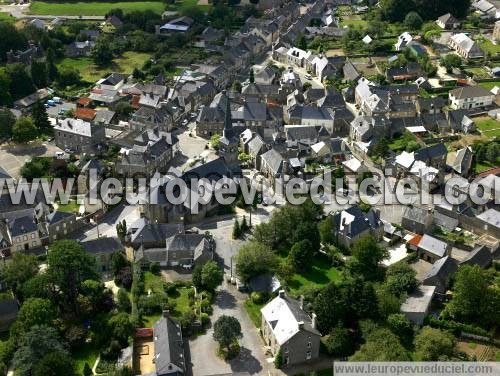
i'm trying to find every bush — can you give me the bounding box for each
[325,327,354,357]
[250,291,268,304]
[163,282,177,296]
[149,262,161,275]
[426,316,490,337]
[101,340,121,361]
[138,293,172,316]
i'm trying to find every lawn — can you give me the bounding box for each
[340,17,368,29]
[465,67,491,79]
[74,341,100,374]
[475,117,500,139]
[57,51,151,83]
[478,38,500,55]
[388,132,418,153]
[244,299,265,328]
[167,0,211,12]
[143,271,164,294]
[479,80,500,90]
[287,256,342,296]
[0,12,15,24]
[29,1,165,16]
[57,200,80,213]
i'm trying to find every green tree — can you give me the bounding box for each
[47,240,98,315]
[17,298,56,331]
[350,327,410,360]
[289,239,314,272]
[325,326,354,357]
[12,116,37,143]
[384,263,418,297]
[83,363,92,376]
[33,351,75,376]
[232,218,241,239]
[30,61,48,89]
[55,67,81,87]
[1,252,39,298]
[295,34,307,50]
[0,70,12,106]
[199,261,223,292]
[404,11,423,30]
[210,133,221,150]
[6,63,34,100]
[441,54,462,73]
[444,265,499,328]
[349,236,388,281]
[232,80,242,93]
[117,288,131,312]
[318,217,334,245]
[387,313,414,345]
[46,48,58,82]
[213,315,241,351]
[108,313,134,346]
[235,242,278,282]
[414,326,455,360]
[92,40,114,66]
[12,325,67,376]
[31,101,51,134]
[376,286,401,319]
[0,107,15,138]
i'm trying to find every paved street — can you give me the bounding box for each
[0,141,63,179]
[188,281,270,376]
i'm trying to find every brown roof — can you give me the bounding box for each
[408,234,423,247]
[77,97,93,106]
[75,107,97,121]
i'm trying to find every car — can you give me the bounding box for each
[54,151,65,159]
[53,96,62,104]
[58,109,66,115]
[236,279,248,292]
[64,148,74,154]
[47,100,56,107]
[181,264,193,270]
[44,103,49,108]
[181,119,189,126]
[305,74,312,80]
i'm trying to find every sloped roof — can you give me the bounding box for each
[459,245,493,268]
[261,292,320,345]
[153,315,185,374]
[418,234,449,258]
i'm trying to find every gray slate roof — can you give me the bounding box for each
[153,315,185,375]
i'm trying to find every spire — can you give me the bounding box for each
[222,90,234,141]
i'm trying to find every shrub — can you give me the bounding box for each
[163,282,177,296]
[250,291,268,304]
[325,327,354,357]
[149,262,161,275]
[138,294,171,315]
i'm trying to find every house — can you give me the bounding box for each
[105,15,123,29]
[459,245,493,268]
[261,291,321,367]
[449,85,494,110]
[80,237,124,273]
[401,206,434,234]
[6,42,43,65]
[331,206,384,248]
[386,62,423,82]
[115,129,179,178]
[130,222,183,249]
[13,88,51,113]
[65,40,95,57]
[254,66,276,85]
[0,299,18,332]
[152,314,185,375]
[46,210,78,242]
[157,16,194,35]
[476,208,500,238]
[260,148,284,187]
[422,256,458,294]
[53,118,106,154]
[8,215,42,252]
[450,146,474,177]
[75,107,97,122]
[400,285,436,325]
[136,233,214,268]
[416,97,446,114]
[448,33,484,59]
[417,234,451,264]
[436,13,460,29]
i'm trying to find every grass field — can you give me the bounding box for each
[0,12,15,24]
[57,200,80,213]
[478,38,500,55]
[475,117,500,139]
[479,80,500,90]
[287,256,342,296]
[29,1,165,16]
[167,0,210,12]
[57,51,151,83]
[244,299,265,328]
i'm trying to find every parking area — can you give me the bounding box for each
[0,141,63,179]
[46,101,76,118]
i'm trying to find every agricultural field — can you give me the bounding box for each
[29,1,165,16]
[57,52,152,83]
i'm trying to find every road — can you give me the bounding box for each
[188,280,270,376]
[0,4,105,20]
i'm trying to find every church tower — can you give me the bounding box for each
[219,91,239,170]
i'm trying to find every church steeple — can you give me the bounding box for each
[219,90,239,170]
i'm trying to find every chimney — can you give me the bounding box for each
[311,313,317,329]
[299,295,304,310]
[278,289,285,298]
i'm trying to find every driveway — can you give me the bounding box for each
[0,141,63,179]
[187,281,269,376]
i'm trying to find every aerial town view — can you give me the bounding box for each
[0,0,499,375]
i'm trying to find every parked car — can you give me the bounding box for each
[305,73,312,80]
[54,151,65,159]
[181,119,189,126]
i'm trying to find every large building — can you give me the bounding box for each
[53,118,106,154]
[261,291,321,367]
[449,86,494,110]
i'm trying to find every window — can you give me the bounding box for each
[285,356,290,365]
[23,235,28,241]
[306,351,312,360]
[284,347,289,354]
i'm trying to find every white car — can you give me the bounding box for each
[181,119,189,126]
[54,151,65,159]
[305,74,312,80]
